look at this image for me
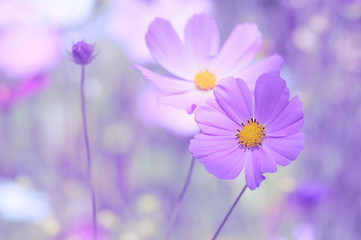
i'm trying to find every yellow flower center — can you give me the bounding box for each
[194,71,216,90]
[236,118,266,149]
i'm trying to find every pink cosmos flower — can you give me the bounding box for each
[58,222,109,240]
[0,26,61,78]
[189,72,305,190]
[0,74,49,111]
[136,13,284,114]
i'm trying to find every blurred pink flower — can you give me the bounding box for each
[59,222,109,240]
[0,74,50,111]
[106,0,213,62]
[0,1,33,26]
[0,26,61,78]
[0,0,78,79]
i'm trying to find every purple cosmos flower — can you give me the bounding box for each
[189,72,305,190]
[136,13,284,113]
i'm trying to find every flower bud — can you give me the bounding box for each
[71,41,95,65]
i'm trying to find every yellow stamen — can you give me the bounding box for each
[236,118,266,149]
[194,71,216,90]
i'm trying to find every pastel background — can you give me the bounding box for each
[0,0,360,240]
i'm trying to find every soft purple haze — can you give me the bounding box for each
[0,0,360,239]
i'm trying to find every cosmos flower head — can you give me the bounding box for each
[136,13,284,114]
[189,72,305,190]
[71,41,96,66]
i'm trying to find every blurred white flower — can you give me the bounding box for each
[106,0,213,63]
[293,223,315,240]
[0,0,95,28]
[0,181,51,223]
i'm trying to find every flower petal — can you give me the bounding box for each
[210,23,262,78]
[263,132,305,167]
[146,18,194,79]
[255,72,290,124]
[189,133,237,158]
[184,13,220,70]
[214,77,253,125]
[194,98,240,135]
[159,89,213,114]
[238,54,284,92]
[135,65,194,94]
[267,95,304,137]
[199,145,246,179]
[244,151,266,190]
[254,147,278,173]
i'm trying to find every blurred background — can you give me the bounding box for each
[0,0,361,239]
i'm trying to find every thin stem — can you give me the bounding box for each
[80,65,98,240]
[212,184,247,240]
[165,156,196,240]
